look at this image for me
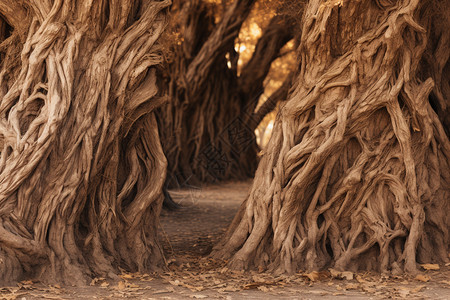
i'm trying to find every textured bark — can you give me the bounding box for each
[158,0,294,186]
[0,0,170,285]
[213,0,450,274]
[250,72,293,130]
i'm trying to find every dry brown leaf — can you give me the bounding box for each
[361,286,376,293]
[140,277,154,282]
[169,280,181,286]
[100,282,110,288]
[415,274,431,282]
[420,264,440,270]
[252,275,267,283]
[329,268,354,280]
[127,283,140,288]
[411,285,425,293]
[257,286,271,292]
[121,274,134,279]
[0,294,16,300]
[219,285,241,292]
[356,275,368,283]
[117,281,126,290]
[397,289,411,298]
[153,289,174,294]
[183,284,204,292]
[345,283,359,290]
[0,287,19,293]
[36,294,64,299]
[304,271,320,281]
[190,295,208,299]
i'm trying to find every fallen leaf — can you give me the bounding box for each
[345,283,359,290]
[127,283,139,288]
[190,295,208,299]
[117,281,126,290]
[304,271,320,281]
[140,277,153,282]
[121,274,134,279]
[356,275,367,283]
[180,282,204,292]
[169,280,181,286]
[252,275,267,283]
[361,286,376,293]
[100,282,110,288]
[329,268,354,280]
[219,286,240,292]
[154,287,175,294]
[411,285,425,293]
[420,264,440,270]
[397,289,410,298]
[415,274,430,282]
[257,286,270,292]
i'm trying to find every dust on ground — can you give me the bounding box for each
[1,181,449,299]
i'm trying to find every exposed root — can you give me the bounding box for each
[213,0,450,274]
[0,0,170,285]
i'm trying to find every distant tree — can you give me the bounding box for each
[213,0,450,274]
[157,0,295,186]
[0,0,170,285]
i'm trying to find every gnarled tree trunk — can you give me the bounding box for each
[213,0,450,274]
[158,0,294,186]
[0,0,170,285]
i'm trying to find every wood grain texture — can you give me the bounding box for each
[0,0,170,285]
[213,0,450,274]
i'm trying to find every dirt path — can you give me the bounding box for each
[159,180,249,256]
[1,181,449,299]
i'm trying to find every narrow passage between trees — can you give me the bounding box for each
[160,181,250,257]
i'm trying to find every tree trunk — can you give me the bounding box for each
[0,0,170,285]
[213,0,450,275]
[158,0,294,187]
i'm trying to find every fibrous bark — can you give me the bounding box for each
[213,0,450,274]
[0,0,170,285]
[158,0,294,186]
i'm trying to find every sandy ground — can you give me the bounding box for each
[1,181,449,299]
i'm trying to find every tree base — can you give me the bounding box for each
[212,0,450,275]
